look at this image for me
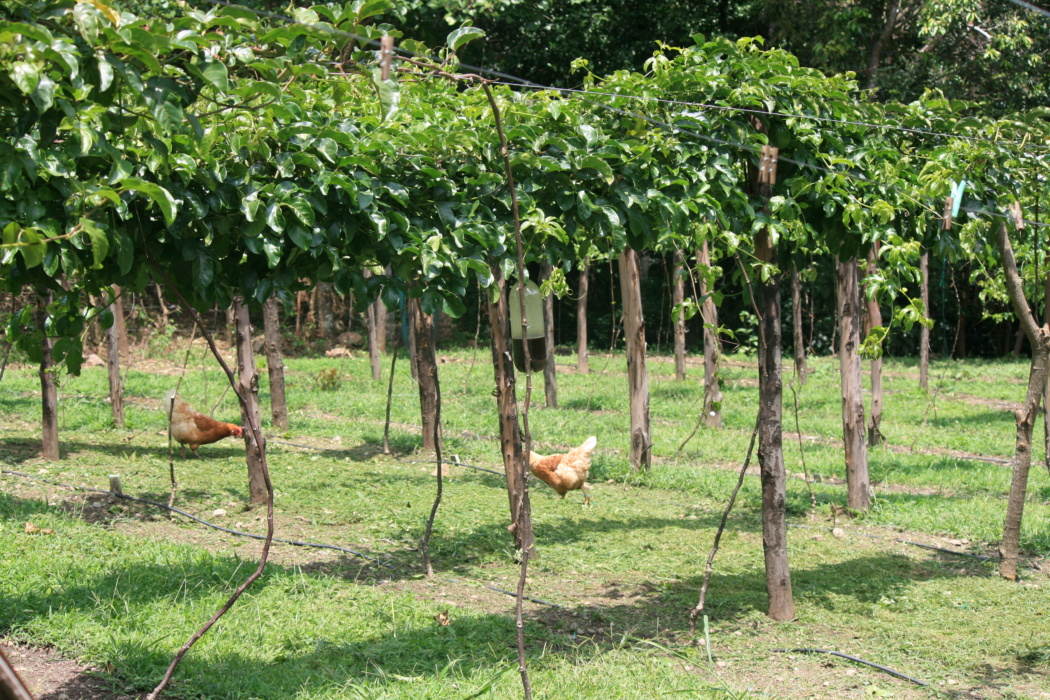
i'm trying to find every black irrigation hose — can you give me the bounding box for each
[441,577,564,609]
[773,648,928,687]
[0,468,394,569]
[787,523,1007,564]
[397,458,505,477]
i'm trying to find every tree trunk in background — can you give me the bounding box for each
[262,296,288,431]
[233,298,267,506]
[154,282,170,330]
[994,221,1050,580]
[919,250,930,391]
[1044,271,1050,482]
[407,296,418,380]
[673,249,687,381]
[112,286,129,358]
[577,261,589,374]
[410,296,441,451]
[487,261,535,557]
[373,298,388,355]
[37,300,59,461]
[754,218,794,620]
[863,248,884,446]
[618,249,652,471]
[699,242,723,429]
[541,261,558,408]
[107,299,124,428]
[837,257,871,511]
[791,264,807,386]
[225,306,235,346]
[315,282,336,341]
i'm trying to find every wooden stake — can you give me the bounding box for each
[1010,201,1025,231]
[758,145,779,186]
[942,197,954,230]
[109,475,123,495]
[380,35,394,81]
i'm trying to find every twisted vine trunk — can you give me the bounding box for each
[262,296,288,431]
[699,242,722,429]
[994,220,1049,580]
[837,257,871,511]
[619,249,652,471]
[673,249,687,381]
[234,299,267,506]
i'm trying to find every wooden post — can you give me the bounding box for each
[365,270,382,381]
[618,249,652,471]
[37,298,59,461]
[541,261,558,408]
[487,262,535,557]
[919,249,930,391]
[112,286,129,358]
[107,298,124,428]
[993,219,1049,580]
[577,260,589,374]
[109,475,123,495]
[233,298,267,506]
[837,256,871,510]
[863,246,884,446]
[754,142,794,620]
[791,264,807,386]
[699,242,723,429]
[410,295,441,451]
[262,296,288,431]
[673,249,687,381]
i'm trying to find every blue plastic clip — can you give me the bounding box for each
[950,180,967,218]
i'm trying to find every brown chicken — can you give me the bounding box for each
[165,390,243,458]
[528,436,597,506]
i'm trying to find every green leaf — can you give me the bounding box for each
[201,59,229,93]
[30,74,55,112]
[79,218,109,269]
[10,61,40,95]
[446,26,485,51]
[287,196,316,227]
[371,68,400,122]
[265,201,286,233]
[119,177,177,225]
[578,155,614,185]
[12,225,46,269]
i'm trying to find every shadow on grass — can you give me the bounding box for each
[1,490,993,698]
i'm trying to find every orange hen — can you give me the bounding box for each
[528,436,597,506]
[165,390,243,458]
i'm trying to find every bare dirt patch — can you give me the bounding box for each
[2,641,134,700]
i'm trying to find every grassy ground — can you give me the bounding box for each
[1,341,1049,699]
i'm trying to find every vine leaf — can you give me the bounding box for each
[120,177,177,224]
[447,26,484,52]
[371,67,400,122]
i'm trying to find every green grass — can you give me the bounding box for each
[2,346,1049,698]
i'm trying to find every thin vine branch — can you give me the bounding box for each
[145,255,275,700]
[482,79,534,700]
[688,414,760,634]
